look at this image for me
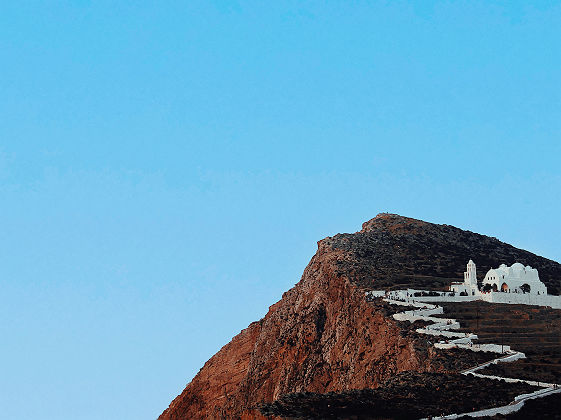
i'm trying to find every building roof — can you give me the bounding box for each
[486,262,542,285]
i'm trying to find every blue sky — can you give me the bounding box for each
[1,1,560,419]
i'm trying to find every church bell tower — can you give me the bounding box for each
[465,259,477,286]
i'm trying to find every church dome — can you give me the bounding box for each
[511,262,525,271]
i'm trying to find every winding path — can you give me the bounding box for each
[371,291,561,419]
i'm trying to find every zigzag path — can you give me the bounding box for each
[371,290,561,419]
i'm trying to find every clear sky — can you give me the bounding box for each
[1,1,560,419]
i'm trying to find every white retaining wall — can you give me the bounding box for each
[412,295,481,303]
[481,292,561,309]
[382,291,561,309]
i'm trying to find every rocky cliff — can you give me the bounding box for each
[159,214,561,419]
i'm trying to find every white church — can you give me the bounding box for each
[450,260,548,296]
[381,259,560,309]
[482,262,547,295]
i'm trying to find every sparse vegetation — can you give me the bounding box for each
[482,283,493,293]
[258,372,538,419]
[437,301,561,383]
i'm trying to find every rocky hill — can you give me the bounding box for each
[159,214,561,419]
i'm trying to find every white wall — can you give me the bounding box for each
[481,292,561,309]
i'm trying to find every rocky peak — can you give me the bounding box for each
[360,213,429,233]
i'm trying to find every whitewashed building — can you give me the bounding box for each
[482,263,547,295]
[450,260,480,296]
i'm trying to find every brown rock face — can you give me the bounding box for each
[159,239,430,419]
[159,214,561,419]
